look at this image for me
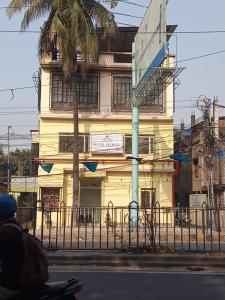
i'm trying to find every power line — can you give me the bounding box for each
[0,6,143,19]
[2,27,225,35]
[0,85,36,92]
[177,49,225,64]
[0,0,148,10]
[1,47,225,94]
[117,0,148,8]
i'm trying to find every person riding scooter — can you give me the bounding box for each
[0,194,83,300]
[0,194,24,300]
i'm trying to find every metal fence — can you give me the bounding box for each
[16,203,225,253]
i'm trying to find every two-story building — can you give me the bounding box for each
[32,27,176,226]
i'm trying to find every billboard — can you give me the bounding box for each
[135,0,167,85]
[91,134,124,154]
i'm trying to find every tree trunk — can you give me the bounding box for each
[73,76,79,209]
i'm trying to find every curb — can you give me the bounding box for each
[47,251,225,268]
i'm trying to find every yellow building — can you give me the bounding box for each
[32,27,176,227]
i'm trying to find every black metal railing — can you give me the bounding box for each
[16,202,225,253]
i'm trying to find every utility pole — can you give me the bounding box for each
[131,42,139,221]
[7,125,13,193]
[213,96,219,186]
[196,97,221,231]
[196,97,215,208]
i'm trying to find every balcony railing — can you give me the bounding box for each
[51,51,94,64]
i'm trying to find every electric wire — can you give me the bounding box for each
[1,46,225,94]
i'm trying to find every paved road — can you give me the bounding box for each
[49,269,225,300]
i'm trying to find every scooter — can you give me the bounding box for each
[12,278,83,300]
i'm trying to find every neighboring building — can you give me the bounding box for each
[191,115,225,208]
[32,27,176,227]
[175,111,225,211]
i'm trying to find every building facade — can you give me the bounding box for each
[32,28,176,227]
[191,115,225,208]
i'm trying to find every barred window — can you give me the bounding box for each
[125,135,154,154]
[141,189,156,208]
[59,134,89,153]
[112,76,132,111]
[51,74,99,110]
[112,76,165,112]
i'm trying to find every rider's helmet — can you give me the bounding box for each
[0,194,17,221]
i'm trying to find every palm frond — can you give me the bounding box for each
[38,9,56,59]
[83,0,117,33]
[20,0,51,31]
[8,0,118,79]
[7,0,33,17]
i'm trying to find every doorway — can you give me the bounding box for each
[80,180,101,223]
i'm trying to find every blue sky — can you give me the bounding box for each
[1,0,225,150]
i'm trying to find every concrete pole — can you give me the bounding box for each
[213,97,220,228]
[131,42,139,220]
[7,125,12,193]
[213,96,219,139]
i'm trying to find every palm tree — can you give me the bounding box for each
[7,0,117,208]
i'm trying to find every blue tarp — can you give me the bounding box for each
[82,162,98,172]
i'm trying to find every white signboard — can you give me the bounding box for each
[11,176,37,193]
[189,194,207,208]
[135,0,167,85]
[91,134,124,154]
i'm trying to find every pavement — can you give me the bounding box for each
[47,250,225,270]
[49,270,225,300]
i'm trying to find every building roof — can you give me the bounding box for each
[98,27,138,53]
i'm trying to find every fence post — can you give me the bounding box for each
[32,200,37,236]
[107,201,114,233]
[40,200,44,243]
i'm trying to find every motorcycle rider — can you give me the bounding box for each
[0,194,24,299]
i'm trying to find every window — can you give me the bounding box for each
[59,134,89,153]
[41,187,60,210]
[112,76,165,112]
[141,189,156,208]
[125,135,154,154]
[112,76,132,111]
[193,158,199,178]
[51,74,99,110]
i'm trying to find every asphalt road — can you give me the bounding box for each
[49,269,225,300]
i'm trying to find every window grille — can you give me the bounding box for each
[125,135,154,154]
[112,76,132,111]
[112,76,165,112]
[59,134,89,153]
[51,74,99,110]
[141,189,156,208]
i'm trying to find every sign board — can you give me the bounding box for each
[91,134,123,154]
[11,176,37,193]
[189,194,207,208]
[135,0,167,85]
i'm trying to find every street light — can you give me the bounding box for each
[7,125,13,193]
